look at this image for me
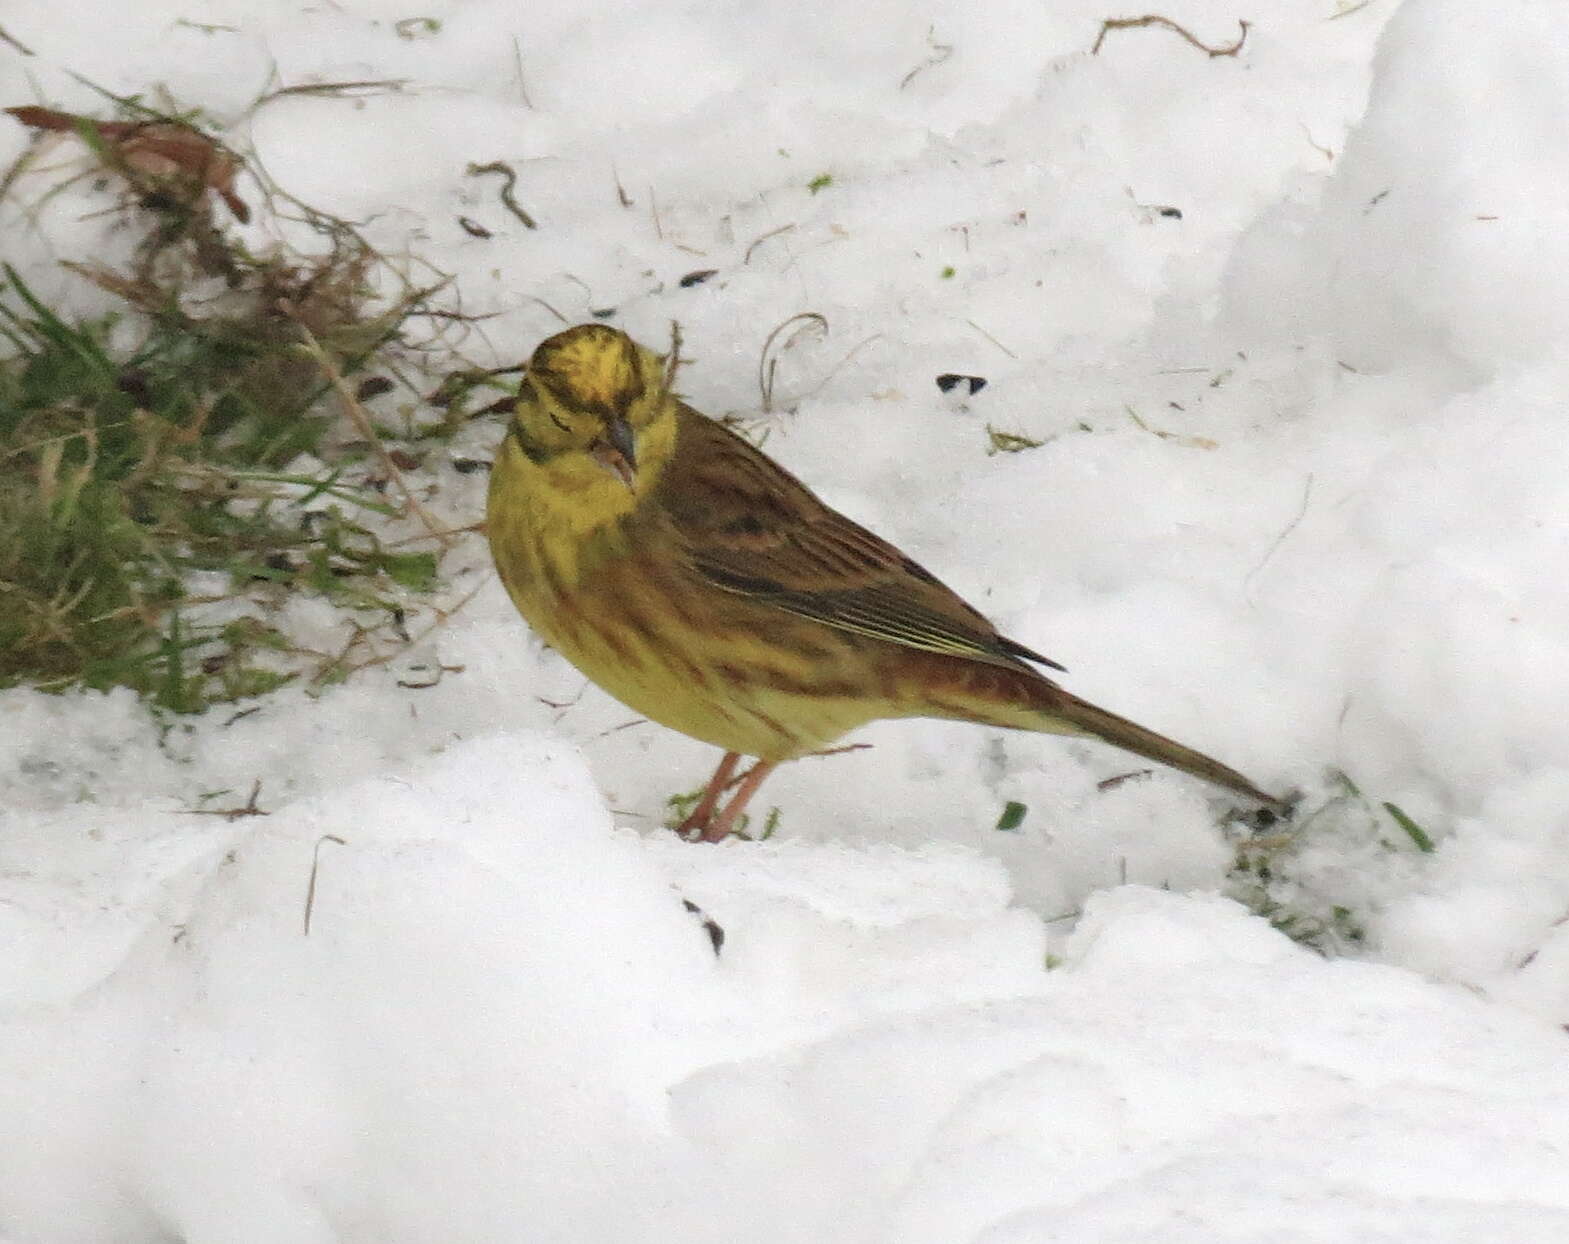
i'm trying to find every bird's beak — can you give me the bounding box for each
[591,414,638,490]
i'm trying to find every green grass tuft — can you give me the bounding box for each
[0,96,463,714]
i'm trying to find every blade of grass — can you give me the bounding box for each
[1382,802,1435,853]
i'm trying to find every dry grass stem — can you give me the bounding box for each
[1091,14,1250,57]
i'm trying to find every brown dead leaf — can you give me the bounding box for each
[5,105,250,221]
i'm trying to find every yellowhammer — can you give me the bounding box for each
[487,323,1282,841]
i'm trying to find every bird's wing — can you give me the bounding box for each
[657,406,1065,673]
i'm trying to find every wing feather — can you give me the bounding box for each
[656,406,1065,673]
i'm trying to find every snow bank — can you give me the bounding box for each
[7,0,1569,1238]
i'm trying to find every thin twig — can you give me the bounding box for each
[757,312,828,412]
[587,717,650,744]
[466,160,537,229]
[0,133,43,207]
[510,35,534,107]
[1300,124,1334,162]
[287,314,456,549]
[744,222,796,264]
[965,318,1018,359]
[326,579,486,681]
[1098,769,1154,792]
[426,362,524,408]
[174,18,238,34]
[303,834,347,936]
[182,778,268,821]
[384,522,485,549]
[312,621,371,685]
[662,320,685,398]
[257,79,409,104]
[793,334,883,404]
[1246,473,1313,589]
[524,295,570,324]
[1124,405,1217,450]
[1091,14,1250,57]
[407,307,503,324]
[899,26,953,88]
[0,23,35,55]
[808,742,873,759]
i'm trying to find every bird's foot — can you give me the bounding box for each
[676,754,778,843]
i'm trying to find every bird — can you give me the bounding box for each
[486,323,1283,842]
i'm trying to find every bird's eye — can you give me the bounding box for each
[547,408,570,434]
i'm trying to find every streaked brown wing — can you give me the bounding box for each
[657,405,1065,673]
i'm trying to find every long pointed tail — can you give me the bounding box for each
[1039,689,1283,808]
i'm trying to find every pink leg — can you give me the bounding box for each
[678,751,742,839]
[700,760,779,843]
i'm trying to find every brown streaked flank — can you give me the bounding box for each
[487,323,1284,841]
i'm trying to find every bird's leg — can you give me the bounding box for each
[701,760,779,843]
[678,750,742,838]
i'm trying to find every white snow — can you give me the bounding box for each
[6,0,1569,1239]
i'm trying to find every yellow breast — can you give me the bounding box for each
[486,433,886,761]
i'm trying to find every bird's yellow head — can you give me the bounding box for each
[509,323,673,492]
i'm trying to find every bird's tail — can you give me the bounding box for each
[966,677,1283,808]
[1049,691,1282,807]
